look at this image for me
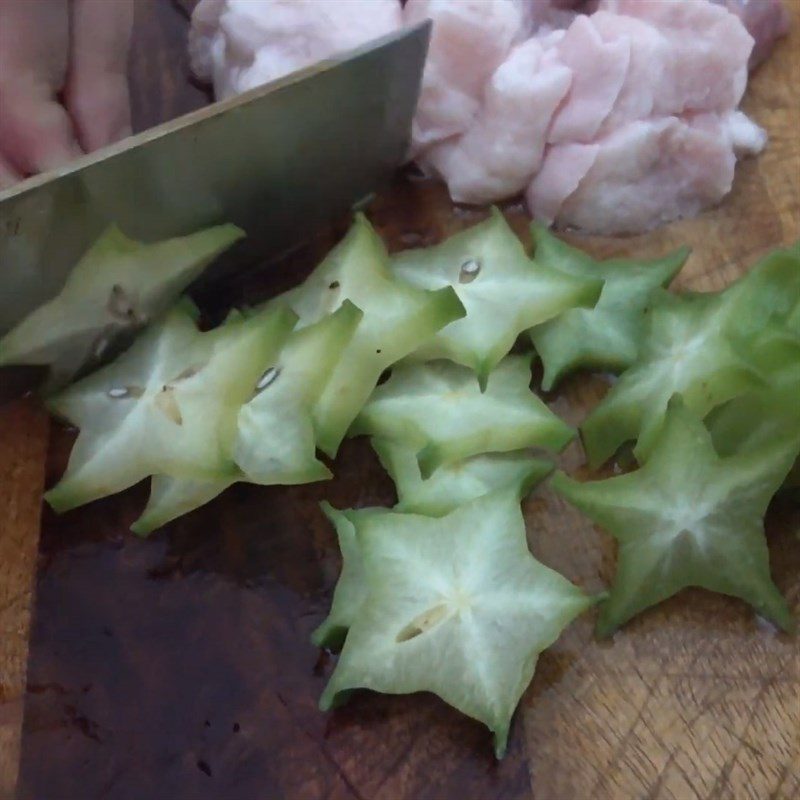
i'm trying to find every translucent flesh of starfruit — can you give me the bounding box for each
[0,224,243,386]
[45,301,295,513]
[131,302,363,534]
[555,398,796,637]
[581,291,763,468]
[275,214,465,456]
[392,209,602,388]
[705,326,800,491]
[311,503,390,651]
[319,488,594,758]
[721,243,800,342]
[527,224,689,389]
[372,438,552,517]
[351,356,574,478]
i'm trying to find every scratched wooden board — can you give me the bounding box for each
[0,402,47,800]
[7,1,800,799]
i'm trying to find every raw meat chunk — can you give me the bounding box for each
[527,114,764,233]
[526,143,600,226]
[189,0,402,100]
[188,0,787,235]
[596,0,753,120]
[421,38,572,203]
[188,0,226,81]
[546,14,630,143]
[714,0,791,67]
[405,0,526,152]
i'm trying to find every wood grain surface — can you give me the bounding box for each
[0,403,47,800]
[4,1,800,798]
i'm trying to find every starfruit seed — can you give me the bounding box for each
[458,259,481,284]
[256,366,281,392]
[395,603,450,642]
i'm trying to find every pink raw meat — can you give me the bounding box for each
[527,142,600,224]
[528,111,766,233]
[546,14,630,143]
[405,0,526,153]
[597,0,754,119]
[714,0,791,67]
[421,38,572,203]
[188,0,786,234]
[189,0,402,100]
[189,0,226,82]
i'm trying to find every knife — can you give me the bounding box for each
[0,21,430,395]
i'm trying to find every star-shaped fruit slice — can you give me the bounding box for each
[722,242,800,341]
[581,290,763,468]
[391,208,602,388]
[311,503,390,651]
[45,301,295,512]
[372,438,552,517]
[131,302,363,534]
[319,487,595,758]
[275,214,465,456]
[554,397,796,637]
[351,355,574,478]
[0,223,243,386]
[707,325,800,461]
[528,224,689,389]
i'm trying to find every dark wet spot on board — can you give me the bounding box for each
[204,719,211,728]
[197,760,212,777]
[232,723,240,733]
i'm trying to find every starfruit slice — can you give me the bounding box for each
[311,503,390,651]
[391,209,602,388]
[0,224,243,386]
[721,242,800,341]
[45,301,295,513]
[351,356,574,478]
[131,302,363,534]
[275,214,464,456]
[319,487,594,758]
[554,397,796,637]
[372,438,552,517]
[581,290,763,468]
[528,224,689,389]
[707,325,800,457]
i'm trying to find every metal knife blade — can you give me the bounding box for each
[0,21,430,339]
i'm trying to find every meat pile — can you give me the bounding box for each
[190,0,789,234]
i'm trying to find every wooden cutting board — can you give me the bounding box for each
[2,2,799,798]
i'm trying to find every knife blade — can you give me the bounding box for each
[0,21,430,341]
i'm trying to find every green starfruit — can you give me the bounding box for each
[351,356,574,478]
[392,209,602,389]
[319,488,594,757]
[555,398,796,637]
